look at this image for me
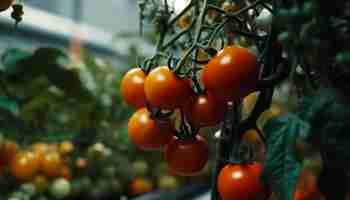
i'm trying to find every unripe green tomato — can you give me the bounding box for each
[50,178,71,199]
[132,160,149,177]
[336,52,350,63]
[277,32,292,45]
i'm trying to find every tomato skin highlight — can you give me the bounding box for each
[164,135,208,176]
[185,93,225,128]
[202,46,259,102]
[128,108,174,150]
[120,68,147,109]
[217,163,269,200]
[144,66,193,109]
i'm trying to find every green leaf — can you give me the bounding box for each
[0,48,32,74]
[0,96,19,115]
[262,114,309,200]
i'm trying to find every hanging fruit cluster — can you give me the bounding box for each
[120,1,294,199]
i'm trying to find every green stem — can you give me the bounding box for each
[174,0,208,73]
[162,20,196,50]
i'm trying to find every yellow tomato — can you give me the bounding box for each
[11,151,40,182]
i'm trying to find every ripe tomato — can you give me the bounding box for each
[59,140,74,156]
[217,163,269,200]
[0,0,14,11]
[185,93,225,128]
[294,170,322,200]
[120,68,147,109]
[144,66,193,109]
[10,151,40,182]
[60,165,72,180]
[222,1,240,13]
[242,129,266,162]
[40,151,63,177]
[202,46,259,102]
[0,140,18,166]
[75,157,88,169]
[129,178,154,196]
[128,108,174,150]
[164,135,208,176]
[32,142,49,161]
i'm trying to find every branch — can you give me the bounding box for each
[256,59,290,89]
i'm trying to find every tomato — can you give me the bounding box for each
[10,151,40,182]
[60,165,72,180]
[0,140,18,166]
[185,93,225,128]
[242,129,266,162]
[59,141,74,156]
[32,143,49,161]
[120,68,147,109]
[242,92,259,118]
[222,1,240,13]
[164,135,208,176]
[176,13,192,29]
[75,157,88,169]
[202,46,259,102]
[129,178,154,196]
[0,0,14,11]
[40,151,63,177]
[128,108,174,150]
[294,170,322,200]
[144,66,193,109]
[217,163,269,200]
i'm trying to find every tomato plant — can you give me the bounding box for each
[144,66,193,109]
[120,68,147,109]
[164,135,208,176]
[217,163,269,200]
[128,107,174,150]
[202,46,259,102]
[185,93,225,128]
[0,0,13,11]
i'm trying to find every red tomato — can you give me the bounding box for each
[164,135,208,176]
[202,46,259,102]
[128,108,174,150]
[185,93,225,128]
[217,163,269,200]
[120,68,147,109]
[294,170,322,200]
[144,66,193,109]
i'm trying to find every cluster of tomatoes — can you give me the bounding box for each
[0,139,89,192]
[121,45,274,199]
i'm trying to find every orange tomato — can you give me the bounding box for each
[164,135,208,176]
[185,93,225,128]
[129,178,154,196]
[217,163,270,200]
[32,143,49,161]
[221,1,240,13]
[294,170,322,200]
[10,151,40,182]
[144,66,193,109]
[75,157,88,169]
[128,108,174,150]
[59,141,74,156]
[0,0,14,11]
[0,140,18,166]
[120,68,147,109]
[242,129,266,162]
[60,165,72,180]
[40,151,63,177]
[202,46,259,102]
